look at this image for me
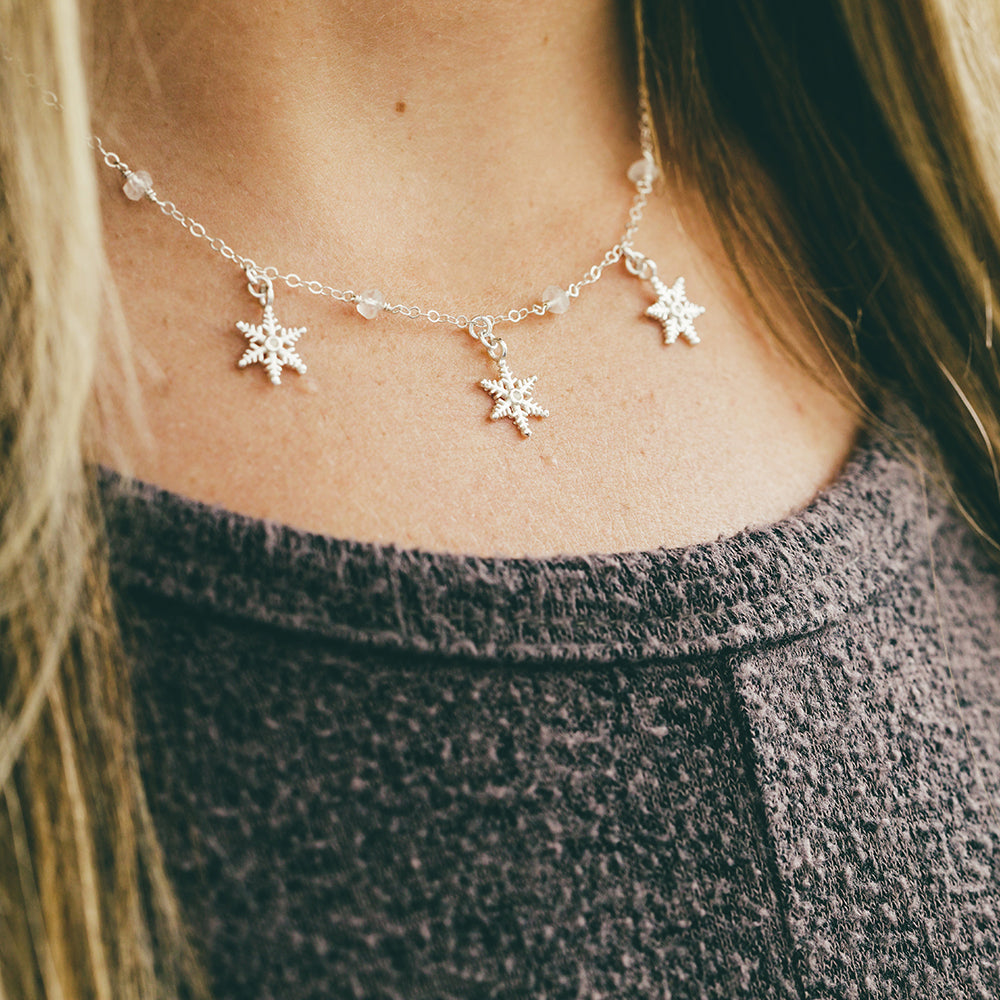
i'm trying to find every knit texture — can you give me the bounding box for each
[101,418,1000,999]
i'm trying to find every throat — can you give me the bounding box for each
[91,0,637,230]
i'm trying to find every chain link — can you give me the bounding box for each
[1,45,62,109]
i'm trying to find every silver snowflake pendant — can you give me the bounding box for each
[236,271,307,385]
[645,274,705,345]
[480,357,549,437]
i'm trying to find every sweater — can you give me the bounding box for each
[100,415,1000,1000]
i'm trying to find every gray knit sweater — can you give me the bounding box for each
[100,417,1000,1000]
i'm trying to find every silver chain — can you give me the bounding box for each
[7,34,661,343]
[89,85,658,338]
[1,45,62,109]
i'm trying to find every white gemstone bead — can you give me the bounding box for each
[356,288,385,319]
[122,169,152,201]
[627,156,658,186]
[543,285,570,314]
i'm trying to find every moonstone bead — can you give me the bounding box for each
[356,288,385,319]
[627,156,658,186]
[543,285,570,314]
[122,169,152,201]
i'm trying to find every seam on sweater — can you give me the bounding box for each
[722,641,815,1000]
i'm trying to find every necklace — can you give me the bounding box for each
[91,84,703,438]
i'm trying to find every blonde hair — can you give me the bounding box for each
[0,1,203,997]
[1,1,1000,997]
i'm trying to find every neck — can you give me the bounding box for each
[92,1,639,300]
[95,1,634,143]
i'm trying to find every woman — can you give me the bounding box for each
[2,0,999,996]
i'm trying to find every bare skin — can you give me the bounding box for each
[93,0,859,557]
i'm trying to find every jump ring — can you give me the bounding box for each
[246,268,274,306]
[624,251,656,281]
[467,315,494,344]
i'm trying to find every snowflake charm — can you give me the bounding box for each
[480,357,549,437]
[645,275,705,345]
[236,303,307,385]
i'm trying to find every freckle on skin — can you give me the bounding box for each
[395,100,406,113]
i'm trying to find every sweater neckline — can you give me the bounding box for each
[99,415,925,664]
